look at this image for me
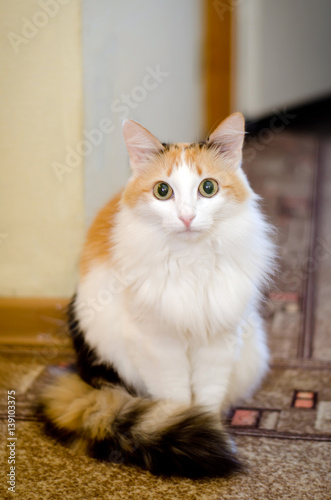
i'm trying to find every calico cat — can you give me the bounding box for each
[41,112,275,478]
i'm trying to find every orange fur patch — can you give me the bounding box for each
[79,192,122,278]
[199,148,250,203]
[41,373,131,439]
[221,169,250,202]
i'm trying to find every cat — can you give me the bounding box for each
[41,112,275,478]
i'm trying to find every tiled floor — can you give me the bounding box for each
[1,132,331,499]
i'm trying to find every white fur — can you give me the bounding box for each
[75,158,274,412]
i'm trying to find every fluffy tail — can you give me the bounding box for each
[40,373,241,478]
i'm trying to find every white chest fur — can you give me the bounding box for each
[110,204,268,339]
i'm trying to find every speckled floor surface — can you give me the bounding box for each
[1,132,331,499]
[0,417,330,500]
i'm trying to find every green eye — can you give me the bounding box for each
[198,179,219,197]
[153,182,173,200]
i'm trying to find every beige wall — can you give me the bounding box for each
[0,0,85,297]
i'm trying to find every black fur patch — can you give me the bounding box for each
[43,419,78,448]
[112,403,149,436]
[161,142,178,151]
[142,411,242,478]
[88,404,149,463]
[67,295,136,395]
[184,141,208,150]
[89,404,242,478]
[161,141,210,152]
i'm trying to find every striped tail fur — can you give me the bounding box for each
[40,373,241,478]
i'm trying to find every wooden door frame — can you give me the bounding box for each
[204,0,234,135]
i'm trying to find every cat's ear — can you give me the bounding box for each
[207,112,245,165]
[123,119,164,173]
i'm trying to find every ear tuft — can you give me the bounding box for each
[123,120,164,173]
[207,112,245,164]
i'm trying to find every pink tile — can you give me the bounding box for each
[296,391,314,399]
[294,399,314,409]
[231,409,260,427]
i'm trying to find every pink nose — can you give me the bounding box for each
[179,215,196,228]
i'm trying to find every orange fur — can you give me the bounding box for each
[198,148,250,203]
[221,169,250,202]
[79,192,122,278]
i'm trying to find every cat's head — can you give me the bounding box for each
[122,113,252,240]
